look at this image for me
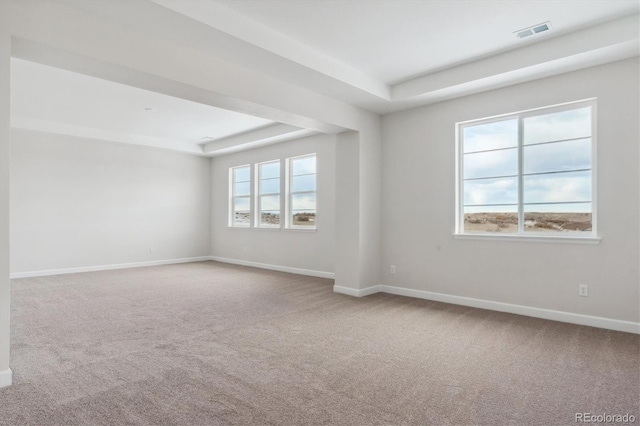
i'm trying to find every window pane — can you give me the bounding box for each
[260,161,280,179]
[292,210,316,226]
[463,119,517,153]
[291,193,316,211]
[292,174,316,192]
[260,194,279,211]
[524,138,591,175]
[233,197,250,225]
[234,166,250,182]
[524,107,591,145]
[464,148,517,179]
[292,156,316,175]
[260,211,280,226]
[524,203,592,232]
[523,171,591,204]
[260,177,280,194]
[464,176,518,206]
[234,181,250,196]
[464,206,518,233]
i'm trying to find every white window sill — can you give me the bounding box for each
[226,226,317,233]
[283,227,317,233]
[453,233,601,244]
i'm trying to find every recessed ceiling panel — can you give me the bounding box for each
[10,58,274,147]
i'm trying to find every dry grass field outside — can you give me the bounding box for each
[464,212,592,233]
[234,212,316,226]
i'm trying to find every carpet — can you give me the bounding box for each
[1,261,638,425]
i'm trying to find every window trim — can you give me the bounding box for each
[229,164,252,228]
[455,98,598,241]
[254,159,281,229]
[286,153,317,230]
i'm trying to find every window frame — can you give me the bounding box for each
[254,159,282,229]
[286,153,317,230]
[229,164,252,228]
[455,99,599,242]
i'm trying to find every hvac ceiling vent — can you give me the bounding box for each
[514,22,551,39]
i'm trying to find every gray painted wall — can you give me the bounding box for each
[381,58,640,323]
[210,134,336,275]
[10,129,211,273]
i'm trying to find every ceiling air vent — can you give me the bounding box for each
[514,22,551,39]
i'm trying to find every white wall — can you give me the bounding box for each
[0,31,11,387]
[2,0,384,320]
[0,0,382,385]
[210,134,336,276]
[382,58,640,324]
[10,129,211,273]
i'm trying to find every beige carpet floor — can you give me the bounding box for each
[1,261,638,425]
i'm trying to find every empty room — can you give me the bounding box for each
[0,0,639,425]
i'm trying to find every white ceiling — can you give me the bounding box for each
[10,58,275,155]
[154,0,639,113]
[215,0,639,84]
[9,0,640,155]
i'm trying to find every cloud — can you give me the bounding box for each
[464,148,517,179]
[234,166,250,182]
[524,171,591,204]
[234,182,250,196]
[234,197,250,212]
[260,194,280,210]
[524,138,591,174]
[292,174,316,192]
[260,177,280,194]
[463,118,517,153]
[463,106,592,215]
[464,177,517,206]
[291,193,316,212]
[524,107,591,144]
[292,156,316,175]
[260,161,280,179]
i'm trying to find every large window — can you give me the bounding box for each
[457,99,596,237]
[228,153,317,230]
[287,154,317,228]
[256,160,281,228]
[230,165,251,227]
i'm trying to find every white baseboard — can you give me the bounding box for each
[209,256,334,279]
[379,285,640,334]
[10,257,212,279]
[0,368,12,388]
[332,284,639,334]
[333,284,381,297]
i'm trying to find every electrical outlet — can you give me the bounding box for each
[390,265,396,274]
[149,247,155,254]
[578,284,588,297]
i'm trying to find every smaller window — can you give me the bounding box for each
[230,165,251,227]
[255,160,281,228]
[287,154,317,229]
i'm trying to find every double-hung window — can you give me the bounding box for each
[287,154,317,228]
[456,99,596,237]
[230,165,251,227]
[256,160,281,228]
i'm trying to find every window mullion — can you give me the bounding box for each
[517,116,524,234]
